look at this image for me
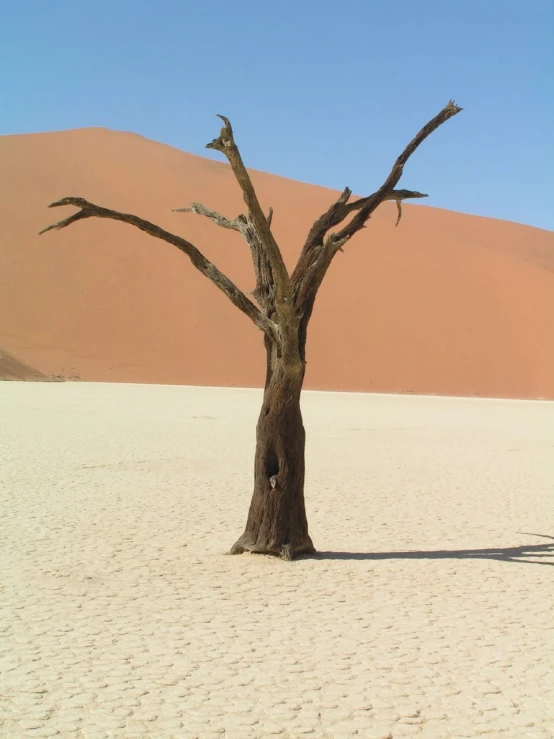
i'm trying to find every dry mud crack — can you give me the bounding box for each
[1,383,553,738]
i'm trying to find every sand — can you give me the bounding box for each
[0,346,54,382]
[1,127,554,399]
[1,382,553,738]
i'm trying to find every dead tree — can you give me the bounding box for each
[41,101,462,560]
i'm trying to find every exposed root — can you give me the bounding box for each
[281,544,293,561]
[229,535,316,561]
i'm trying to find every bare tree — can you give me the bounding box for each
[41,101,462,560]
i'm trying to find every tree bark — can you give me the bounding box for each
[230,335,315,560]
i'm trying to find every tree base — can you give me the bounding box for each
[230,535,316,561]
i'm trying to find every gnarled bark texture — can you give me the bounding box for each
[231,337,314,559]
[41,102,462,559]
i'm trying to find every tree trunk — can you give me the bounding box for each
[230,336,315,560]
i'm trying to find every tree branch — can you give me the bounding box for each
[172,200,277,315]
[172,202,241,231]
[39,197,277,338]
[295,100,461,267]
[383,189,429,227]
[291,100,462,353]
[206,116,291,305]
[336,100,462,240]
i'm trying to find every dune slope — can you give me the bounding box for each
[0,344,53,382]
[0,127,553,398]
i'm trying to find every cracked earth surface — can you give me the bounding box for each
[1,383,553,738]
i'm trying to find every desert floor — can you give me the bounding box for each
[1,383,553,739]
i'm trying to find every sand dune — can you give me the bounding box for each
[0,344,53,381]
[1,127,553,398]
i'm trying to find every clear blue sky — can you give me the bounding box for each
[2,0,553,230]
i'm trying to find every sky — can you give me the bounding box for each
[2,0,553,231]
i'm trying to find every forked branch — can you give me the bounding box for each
[206,115,291,305]
[384,189,429,227]
[292,100,462,325]
[336,100,462,240]
[39,197,277,338]
[172,199,279,314]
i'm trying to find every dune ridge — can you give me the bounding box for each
[1,127,553,398]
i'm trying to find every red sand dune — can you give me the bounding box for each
[1,128,553,398]
[0,345,53,382]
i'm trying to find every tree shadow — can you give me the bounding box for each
[312,533,554,566]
